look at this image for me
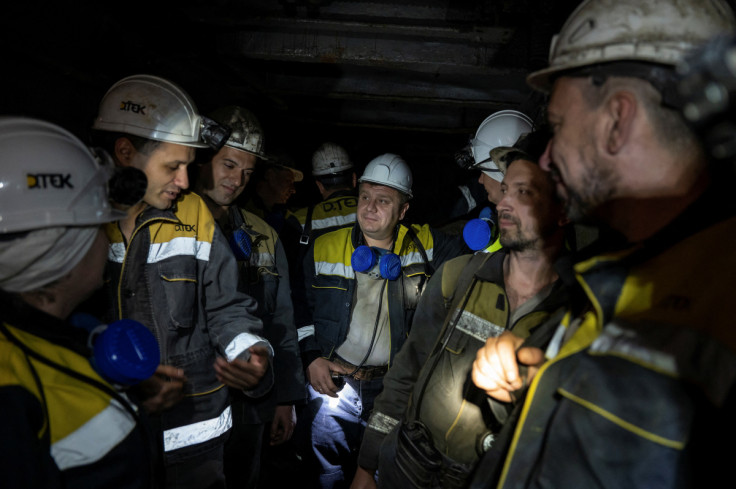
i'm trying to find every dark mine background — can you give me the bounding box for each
[5,0,726,223]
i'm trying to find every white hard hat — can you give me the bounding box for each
[471,110,533,182]
[359,153,412,198]
[527,0,736,91]
[0,117,126,234]
[92,74,209,148]
[312,143,353,176]
[209,105,268,159]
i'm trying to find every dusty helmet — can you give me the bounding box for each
[527,0,736,91]
[312,143,353,176]
[471,110,533,182]
[0,117,126,234]
[359,153,412,198]
[209,105,268,159]
[92,74,210,148]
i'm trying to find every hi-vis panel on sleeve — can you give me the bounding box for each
[52,398,136,469]
[297,325,315,341]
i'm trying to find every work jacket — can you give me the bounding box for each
[221,206,305,422]
[299,222,467,368]
[359,251,568,472]
[288,190,359,334]
[482,190,736,489]
[291,189,358,245]
[0,294,150,488]
[104,192,272,464]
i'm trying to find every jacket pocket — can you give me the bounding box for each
[402,266,429,310]
[557,353,692,448]
[533,353,693,487]
[312,274,350,346]
[159,259,198,329]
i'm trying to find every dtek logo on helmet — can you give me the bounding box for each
[27,173,73,189]
[119,100,146,115]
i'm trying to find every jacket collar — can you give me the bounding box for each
[577,180,735,273]
[136,197,180,223]
[474,248,508,285]
[0,291,91,357]
[328,188,357,200]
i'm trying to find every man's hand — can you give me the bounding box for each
[138,365,187,414]
[306,357,349,398]
[270,405,296,446]
[350,466,377,489]
[472,331,545,403]
[214,345,270,390]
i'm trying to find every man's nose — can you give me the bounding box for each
[539,140,553,172]
[175,166,189,190]
[231,169,242,187]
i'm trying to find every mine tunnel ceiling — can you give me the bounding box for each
[3,0,583,138]
[7,0,736,141]
[183,0,570,133]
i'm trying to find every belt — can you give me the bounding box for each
[332,356,388,381]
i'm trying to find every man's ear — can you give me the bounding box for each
[315,180,326,195]
[604,90,637,155]
[114,137,136,167]
[399,202,410,221]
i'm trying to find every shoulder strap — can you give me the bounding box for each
[300,205,315,245]
[404,225,434,276]
[440,254,474,304]
[409,252,491,420]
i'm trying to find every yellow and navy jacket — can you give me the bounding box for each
[290,189,358,245]
[104,192,272,465]
[300,222,468,368]
[0,294,149,488]
[220,206,306,422]
[358,251,568,472]
[489,192,736,488]
[287,190,358,332]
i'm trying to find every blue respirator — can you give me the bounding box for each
[228,228,253,261]
[70,313,160,386]
[351,245,402,281]
[463,206,498,251]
